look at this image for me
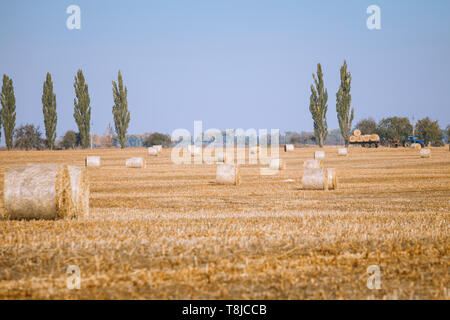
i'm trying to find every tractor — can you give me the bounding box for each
[403,136,424,148]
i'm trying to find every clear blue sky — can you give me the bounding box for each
[0,0,449,143]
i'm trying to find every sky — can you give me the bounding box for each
[0,0,449,144]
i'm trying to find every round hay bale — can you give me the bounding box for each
[303,159,323,169]
[362,135,371,142]
[85,156,100,167]
[349,136,357,143]
[215,151,226,163]
[68,166,89,218]
[126,157,145,168]
[302,168,327,190]
[356,135,364,142]
[250,146,259,155]
[420,148,431,158]
[269,159,286,170]
[353,129,361,137]
[412,143,422,150]
[370,134,380,142]
[153,145,162,152]
[216,164,240,185]
[314,150,325,160]
[284,144,294,152]
[338,148,348,156]
[148,147,158,156]
[3,164,74,220]
[326,168,338,190]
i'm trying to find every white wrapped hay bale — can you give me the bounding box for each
[314,150,325,160]
[68,166,89,218]
[215,151,226,163]
[3,164,74,220]
[420,148,431,158]
[148,147,158,156]
[302,168,327,190]
[216,164,240,185]
[250,146,259,155]
[303,159,323,169]
[85,156,101,167]
[269,159,285,170]
[326,168,338,190]
[153,145,162,152]
[126,157,145,168]
[338,148,348,156]
[284,144,294,152]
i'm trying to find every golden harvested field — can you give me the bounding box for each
[0,146,449,299]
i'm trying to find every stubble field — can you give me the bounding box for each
[0,146,449,299]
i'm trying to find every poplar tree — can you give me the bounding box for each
[336,60,354,146]
[73,69,91,149]
[112,71,130,149]
[0,75,16,150]
[42,72,57,149]
[309,63,328,147]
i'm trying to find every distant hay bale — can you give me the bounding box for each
[126,157,145,168]
[349,136,357,143]
[420,148,431,158]
[314,150,325,160]
[148,147,158,156]
[284,144,294,152]
[269,159,285,170]
[216,164,240,185]
[353,129,361,137]
[370,134,380,142]
[250,146,259,155]
[215,151,226,163]
[68,166,89,218]
[85,156,100,167]
[303,159,323,169]
[3,164,74,220]
[326,168,338,190]
[153,145,162,152]
[338,148,348,156]
[302,168,327,190]
[412,143,422,150]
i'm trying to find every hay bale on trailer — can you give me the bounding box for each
[269,159,286,170]
[420,148,431,158]
[302,168,327,190]
[68,166,89,218]
[338,148,348,156]
[353,129,361,137]
[349,136,357,143]
[326,168,338,190]
[284,144,294,152]
[216,164,240,185]
[126,157,145,168]
[3,164,74,220]
[85,156,101,167]
[303,159,323,169]
[148,147,158,156]
[314,150,325,160]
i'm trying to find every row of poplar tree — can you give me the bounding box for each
[0,70,130,150]
[309,60,354,147]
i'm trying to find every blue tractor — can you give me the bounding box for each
[404,136,424,148]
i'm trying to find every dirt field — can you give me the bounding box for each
[0,146,448,299]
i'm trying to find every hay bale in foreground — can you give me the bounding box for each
[284,144,294,152]
[326,168,338,190]
[420,148,431,158]
[85,156,101,167]
[126,157,145,168]
[338,148,348,156]
[302,168,327,190]
[216,164,240,185]
[353,129,361,137]
[314,150,325,160]
[68,166,89,218]
[269,159,286,170]
[3,164,73,220]
[303,159,323,169]
[148,147,158,156]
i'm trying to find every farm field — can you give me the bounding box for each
[0,146,449,299]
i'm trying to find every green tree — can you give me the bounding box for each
[60,130,79,149]
[376,117,412,142]
[415,117,443,146]
[446,125,450,144]
[336,60,354,146]
[42,72,57,149]
[14,124,44,150]
[309,63,328,147]
[112,71,131,149]
[0,75,16,150]
[73,69,91,149]
[143,132,172,147]
[355,117,377,135]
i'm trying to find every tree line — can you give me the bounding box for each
[0,70,130,150]
[308,61,449,147]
